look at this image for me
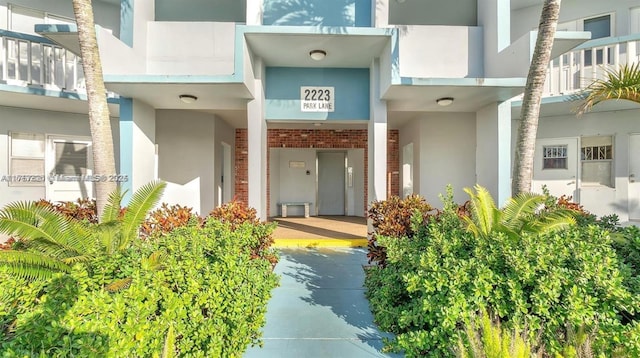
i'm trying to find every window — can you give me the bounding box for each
[8,4,75,35]
[53,141,90,176]
[584,15,612,66]
[9,132,45,186]
[581,136,613,187]
[543,145,568,169]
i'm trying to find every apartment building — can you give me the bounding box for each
[0,0,638,222]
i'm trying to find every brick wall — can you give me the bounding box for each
[234,128,400,215]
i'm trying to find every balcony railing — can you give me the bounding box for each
[0,29,86,93]
[545,33,640,97]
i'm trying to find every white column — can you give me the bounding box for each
[368,58,388,204]
[247,57,268,220]
[374,0,390,28]
[478,0,511,77]
[476,101,511,205]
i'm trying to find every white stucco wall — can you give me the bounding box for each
[0,105,119,208]
[398,26,484,78]
[513,107,640,220]
[146,22,235,76]
[400,113,476,207]
[156,110,218,215]
[130,100,156,190]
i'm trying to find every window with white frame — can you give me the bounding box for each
[7,4,75,35]
[9,132,45,186]
[584,15,612,66]
[543,145,568,169]
[581,136,613,187]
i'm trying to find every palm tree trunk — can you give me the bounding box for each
[512,0,561,195]
[72,0,116,218]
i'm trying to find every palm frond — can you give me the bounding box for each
[501,193,546,230]
[101,186,124,223]
[104,277,133,292]
[120,181,166,248]
[0,202,90,257]
[162,324,176,358]
[528,210,577,235]
[464,185,498,238]
[0,250,71,280]
[577,63,640,115]
[142,251,166,271]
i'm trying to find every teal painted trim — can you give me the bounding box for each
[497,0,510,52]
[104,74,241,83]
[0,29,57,45]
[396,77,526,87]
[34,24,78,33]
[574,32,640,50]
[238,24,393,36]
[118,98,134,198]
[265,67,370,120]
[121,0,134,47]
[354,0,372,27]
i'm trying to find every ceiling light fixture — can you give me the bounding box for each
[179,94,198,104]
[309,49,327,61]
[436,97,454,106]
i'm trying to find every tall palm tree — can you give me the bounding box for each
[576,63,640,115]
[512,0,562,195]
[72,0,117,217]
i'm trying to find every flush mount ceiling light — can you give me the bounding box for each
[436,97,454,106]
[309,49,327,61]
[179,94,198,104]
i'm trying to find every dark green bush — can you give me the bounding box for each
[365,193,640,357]
[0,219,279,357]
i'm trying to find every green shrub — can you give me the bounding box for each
[367,194,435,267]
[365,189,640,357]
[0,218,279,357]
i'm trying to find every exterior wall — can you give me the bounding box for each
[214,118,236,206]
[265,68,370,121]
[146,22,235,75]
[235,128,399,217]
[398,26,484,78]
[389,0,477,26]
[399,118,421,195]
[155,0,245,22]
[156,110,222,215]
[0,105,120,208]
[263,0,372,27]
[514,108,640,220]
[400,113,477,206]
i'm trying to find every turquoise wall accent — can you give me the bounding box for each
[265,67,369,121]
[155,0,246,22]
[120,0,134,47]
[119,98,133,198]
[263,0,372,27]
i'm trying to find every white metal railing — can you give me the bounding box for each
[0,29,86,92]
[544,33,640,96]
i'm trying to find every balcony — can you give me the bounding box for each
[544,33,640,97]
[0,29,86,94]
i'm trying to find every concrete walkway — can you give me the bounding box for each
[244,247,402,358]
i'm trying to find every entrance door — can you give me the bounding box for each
[532,137,579,200]
[629,134,640,220]
[317,152,345,215]
[46,136,93,202]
